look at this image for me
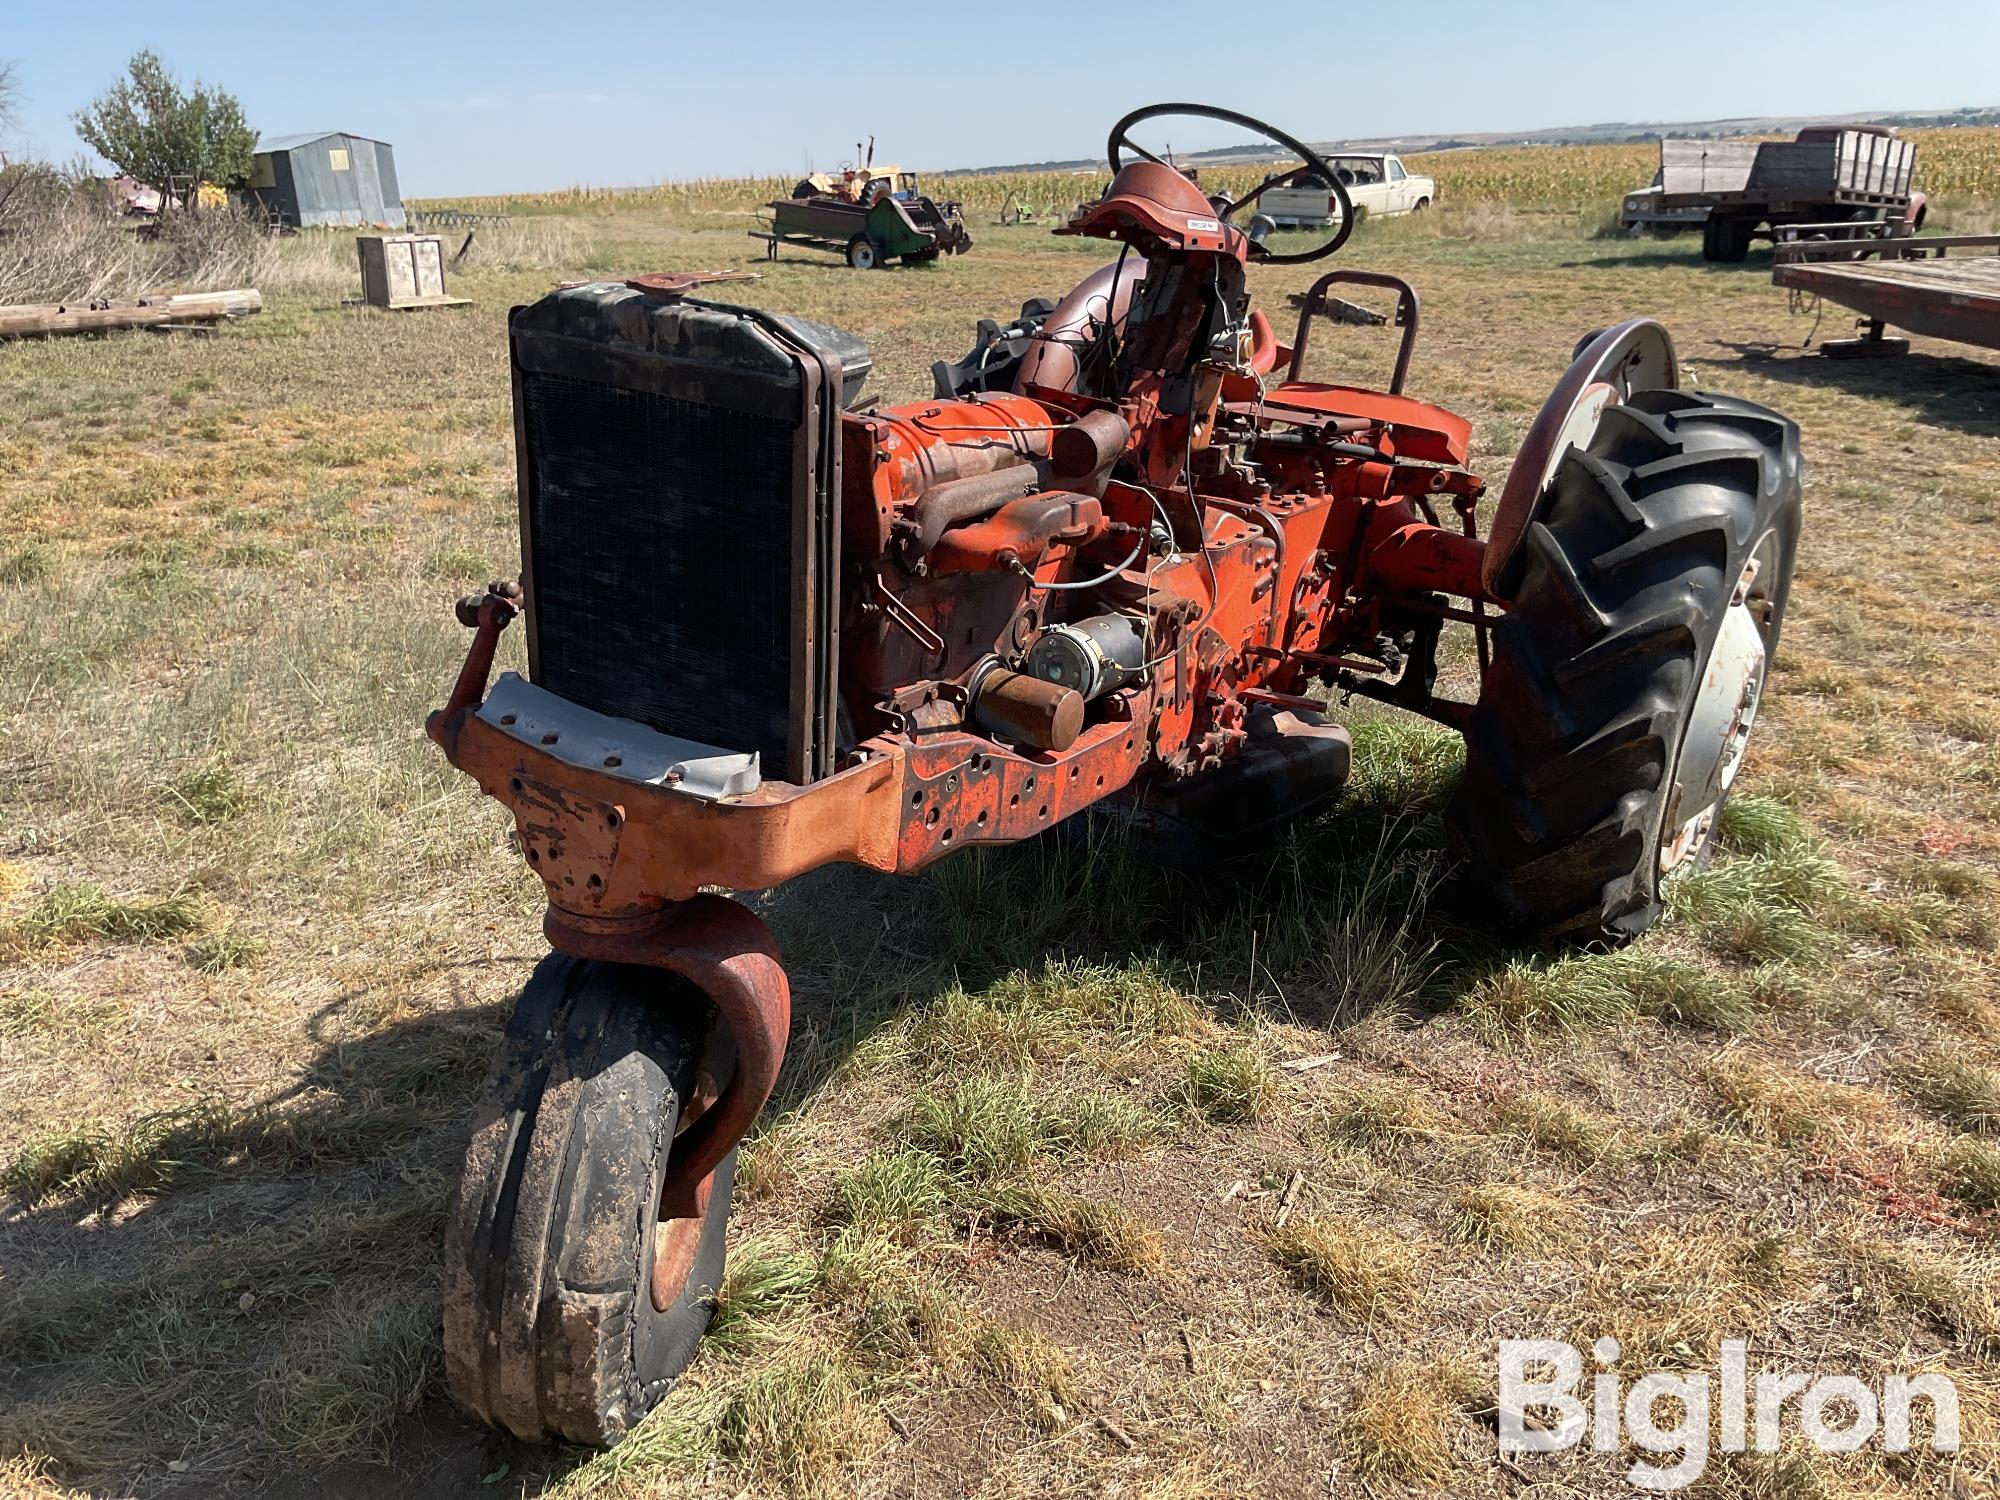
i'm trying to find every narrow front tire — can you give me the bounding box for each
[443,952,736,1447]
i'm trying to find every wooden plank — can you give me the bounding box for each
[1746,141,1838,192]
[1802,259,2000,298]
[1661,139,1757,196]
[0,289,263,340]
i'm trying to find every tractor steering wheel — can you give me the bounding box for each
[1107,102,1354,266]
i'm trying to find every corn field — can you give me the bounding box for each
[410,127,2000,221]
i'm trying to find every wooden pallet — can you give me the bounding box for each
[340,294,475,312]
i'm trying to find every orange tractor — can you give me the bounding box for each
[429,104,1800,1444]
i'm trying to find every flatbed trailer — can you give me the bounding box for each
[1772,228,2000,356]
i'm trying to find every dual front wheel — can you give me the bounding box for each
[443,953,737,1446]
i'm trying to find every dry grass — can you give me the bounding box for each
[1255,1211,1419,1321]
[1490,1090,1622,1166]
[1899,1044,2000,1134]
[1165,1043,1278,1124]
[4,203,2000,1498]
[975,1181,1171,1275]
[696,1345,889,1497]
[1447,1181,1572,1253]
[1702,1052,1885,1147]
[0,170,342,305]
[1939,1135,2000,1209]
[1342,1355,1477,1484]
[970,1322,1077,1429]
[1564,1222,1812,1369]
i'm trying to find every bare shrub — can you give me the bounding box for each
[149,202,278,291]
[0,165,144,304]
[0,163,294,305]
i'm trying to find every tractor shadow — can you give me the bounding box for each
[0,739,1514,1498]
[1708,339,2000,437]
[756,733,1507,1122]
[0,958,585,1500]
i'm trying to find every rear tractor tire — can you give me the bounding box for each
[1448,388,1803,943]
[444,952,737,1447]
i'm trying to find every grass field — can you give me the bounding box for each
[2,199,1998,1499]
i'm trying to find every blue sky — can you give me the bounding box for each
[4,1,1997,196]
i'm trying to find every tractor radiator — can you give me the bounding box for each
[508,286,868,786]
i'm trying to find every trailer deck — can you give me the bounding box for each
[1773,231,2000,355]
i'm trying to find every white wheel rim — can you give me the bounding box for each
[1661,533,1778,874]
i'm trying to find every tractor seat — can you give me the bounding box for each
[1059,162,1237,255]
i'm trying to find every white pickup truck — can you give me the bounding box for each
[1257,153,1436,228]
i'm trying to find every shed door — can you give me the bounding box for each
[349,143,387,226]
[327,139,364,224]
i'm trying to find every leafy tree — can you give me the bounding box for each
[72,50,255,203]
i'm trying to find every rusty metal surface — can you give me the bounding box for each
[1252,384,1471,466]
[1058,160,1242,257]
[542,897,788,1253]
[1363,522,1489,600]
[1050,408,1133,479]
[624,270,763,298]
[970,667,1085,751]
[928,494,1105,576]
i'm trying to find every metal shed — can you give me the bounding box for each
[241,132,406,229]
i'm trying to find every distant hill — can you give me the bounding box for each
[943,105,2000,176]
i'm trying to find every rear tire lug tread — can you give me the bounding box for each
[1448,385,1801,942]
